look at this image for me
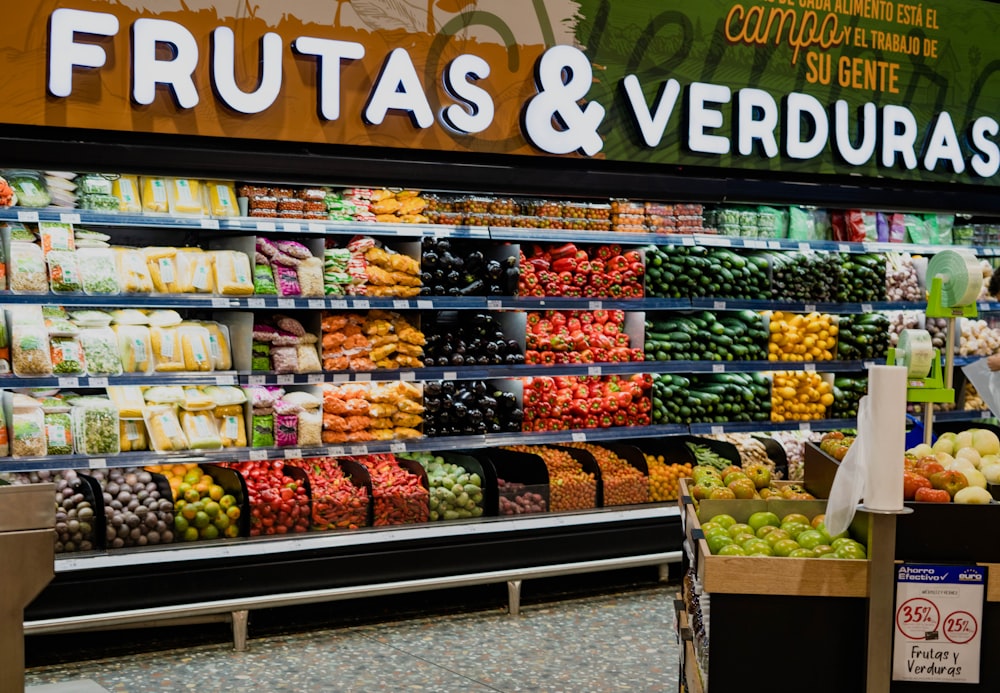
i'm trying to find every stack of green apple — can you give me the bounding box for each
[702,511,868,559]
[689,464,816,501]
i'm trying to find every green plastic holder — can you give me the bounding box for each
[924,275,979,319]
[886,347,955,404]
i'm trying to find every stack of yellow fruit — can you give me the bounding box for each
[643,454,693,502]
[147,463,241,541]
[766,312,838,361]
[771,372,834,422]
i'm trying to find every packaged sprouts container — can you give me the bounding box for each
[39,222,75,255]
[9,242,48,294]
[49,335,86,376]
[5,170,51,207]
[47,250,83,293]
[11,394,45,457]
[44,404,74,456]
[72,398,120,455]
[78,326,123,376]
[12,324,53,376]
[143,404,189,452]
[78,247,121,295]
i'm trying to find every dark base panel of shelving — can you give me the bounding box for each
[26,515,680,621]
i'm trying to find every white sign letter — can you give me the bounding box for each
[833,100,877,166]
[442,54,494,135]
[881,104,919,170]
[211,27,282,115]
[293,37,365,121]
[736,88,778,158]
[971,117,1000,178]
[622,75,680,148]
[132,19,200,109]
[923,111,965,174]
[785,92,829,160]
[49,9,120,98]
[687,82,731,155]
[364,48,433,128]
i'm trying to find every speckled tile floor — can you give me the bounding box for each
[25,586,680,693]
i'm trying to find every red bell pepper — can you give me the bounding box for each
[550,243,578,260]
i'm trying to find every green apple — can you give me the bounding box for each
[692,467,723,485]
[700,521,722,536]
[723,471,748,486]
[772,539,801,557]
[756,525,779,539]
[741,538,772,555]
[704,526,731,540]
[830,537,857,551]
[717,544,747,556]
[763,529,791,548]
[781,513,810,526]
[747,511,781,533]
[728,523,755,539]
[835,543,867,559]
[788,548,816,558]
[744,464,772,490]
[707,534,735,554]
[709,514,737,529]
[812,544,835,557]
[780,522,812,540]
[731,533,756,546]
[796,529,826,550]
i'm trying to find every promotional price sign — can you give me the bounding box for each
[892,564,986,684]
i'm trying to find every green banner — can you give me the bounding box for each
[568,0,1000,185]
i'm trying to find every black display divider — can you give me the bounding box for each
[335,458,375,528]
[551,445,603,509]
[752,435,790,479]
[205,465,251,538]
[76,473,107,553]
[467,448,551,515]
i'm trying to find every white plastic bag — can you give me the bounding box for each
[824,396,871,537]
[961,357,1000,419]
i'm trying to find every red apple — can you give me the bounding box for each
[914,487,951,503]
[929,470,969,499]
[902,471,932,500]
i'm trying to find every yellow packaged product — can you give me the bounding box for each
[177,249,215,294]
[179,410,223,450]
[213,250,254,296]
[150,325,185,372]
[142,386,185,405]
[140,177,170,213]
[178,324,213,371]
[119,419,148,452]
[107,386,146,418]
[144,247,180,293]
[205,181,238,217]
[115,248,154,294]
[215,406,247,448]
[112,175,142,214]
[181,386,214,411]
[114,324,153,373]
[204,386,245,407]
[202,322,232,370]
[142,404,189,452]
[167,178,204,216]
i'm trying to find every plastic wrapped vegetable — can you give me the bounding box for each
[11,395,45,457]
[275,265,302,296]
[108,386,146,418]
[150,325,185,372]
[119,419,148,452]
[179,410,223,450]
[44,409,74,455]
[9,242,48,294]
[167,178,203,216]
[39,222,75,255]
[204,385,246,406]
[206,181,238,217]
[215,404,248,448]
[49,335,86,375]
[143,405,189,451]
[112,175,142,213]
[252,412,275,447]
[78,326,123,376]
[47,250,83,293]
[72,398,121,455]
[213,251,254,295]
[77,247,121,295]
[116,247,155,293]
[252,342,271,371]
[177,250,215,293]
[297,257,324,297]
[145,247,180,293]
[203,322,232,370]
[141,177,169,213]
[12,324,53,376]
[5,170,51,207]
[179,324,213,371]
[297,408,322,447]
[115,324,153,373]
[142,385,185,405]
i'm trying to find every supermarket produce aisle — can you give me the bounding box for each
[25,587,678,692]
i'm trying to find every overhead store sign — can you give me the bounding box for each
[0,0,998,185]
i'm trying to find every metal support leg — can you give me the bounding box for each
[231,610,249,652]
[658,563,670,583]
[507,580,522,616]
[866,513,899,693]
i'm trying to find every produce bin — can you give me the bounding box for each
[469,448,550,516]
[204,464,251,538]
[90,468,174,550]
[550,445,603,508]
[294,457,372,530]
[435,451,498,518]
